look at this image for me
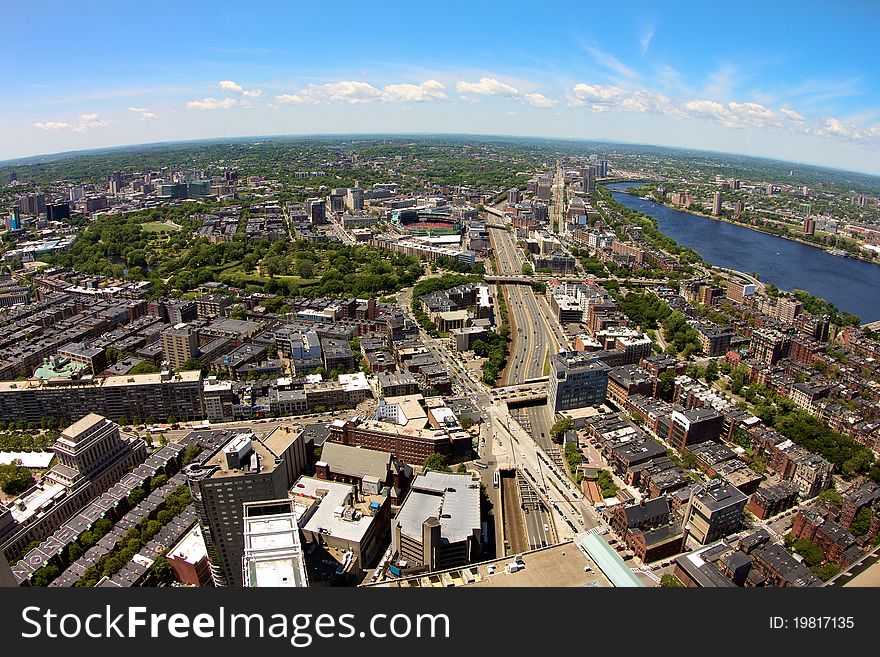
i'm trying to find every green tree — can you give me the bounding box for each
[423,453,450,472]
[704,361,719,385]
[128,487,147,506]
[658,369,677,401]
[0,461,34,495]
[849,507,873,537]
[660,574,684,588]
[550,418,575,444]
[128,362,159,375]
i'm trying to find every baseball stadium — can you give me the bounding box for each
[391,206,463,236]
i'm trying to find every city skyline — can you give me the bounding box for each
[4,1,880,174]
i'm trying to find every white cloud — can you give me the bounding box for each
[809,117,880,141]
[34,113,113,132]
[383,79,447,102]
[566,84,626,110]
[779,107,805,122]
[681,99,777,128]
[728,102,776,127]
[275,93,317,105]
[277,80,384,104]
[277,79,447,105]
[128,106,157,120]
[456,77,519,97]
[312,80,384,103]
[567,84,677,117]
[34,121,73,131]
[186,97,246,110]
[523,93,557,108]
[219,79,264,98]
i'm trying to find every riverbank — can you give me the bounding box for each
[628,188,878,267]
[603,183,880,323]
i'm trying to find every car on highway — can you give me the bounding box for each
[543,523,549,533]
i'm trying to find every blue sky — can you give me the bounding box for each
[4,0,880,174]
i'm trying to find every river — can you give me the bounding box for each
[605,182,880,322]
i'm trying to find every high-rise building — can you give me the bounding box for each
[161,323,200,369]
[507,187,521,205]
[108,172,124,195]
[725,280,756,304]
[346,187,364,211]
[7,209,21,231]
[50,414,135,484]
[307,198,326,224]
[776,298,803,324]
[241,499,309,588]
[584,166,596,193]
[548,351,610,411]
[46,202,70,221]
[802,217,815,236]
[712,191,723,216]
[536,180,552,201]
[186,426,309,586]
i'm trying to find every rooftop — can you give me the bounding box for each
[292,476,385,544]
[396,471,481,544]
[319,442,391,482]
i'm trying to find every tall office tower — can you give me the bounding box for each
[712,191,723,216]
[507,187,521,205]
[108,171,124,195]
[46,202,70,221]
[186,427,308,586]
[536,181,552,201]
[582,166,596,193]
[346,186,364,211]
[803,217,815,236]
[69,186,84,202]
[160,323,200,369]
[307,198,326,224]
[328,190,346,213]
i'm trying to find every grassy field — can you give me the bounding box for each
[142,221,181,233]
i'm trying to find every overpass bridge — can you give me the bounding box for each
[491,380,550,406]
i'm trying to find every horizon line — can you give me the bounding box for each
[2,130,879,182]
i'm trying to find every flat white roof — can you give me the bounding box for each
[169,525,208,564]
[293,476,376,543]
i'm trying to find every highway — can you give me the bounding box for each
[489,218,572,451]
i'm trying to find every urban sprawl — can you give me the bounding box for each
[1,138,879,590]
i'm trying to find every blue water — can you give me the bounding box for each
[606,182,880,322]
